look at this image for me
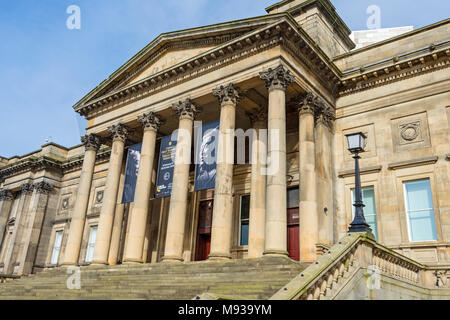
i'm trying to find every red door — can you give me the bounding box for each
[195,200,213,261]
[287,208,300,261]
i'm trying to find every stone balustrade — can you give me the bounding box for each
[270,232,450,300]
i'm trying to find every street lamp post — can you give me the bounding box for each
[345,132,372,234]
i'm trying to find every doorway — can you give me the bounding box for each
[287,188,300,261]
[195,199,213,261]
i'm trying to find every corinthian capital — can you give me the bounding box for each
[21,183,34,195]
[108,123,131,142]
[298,92,319,115]
[212,83,241,105]
[246,107,268,126]
[34,181,53,194]
[172,98,201,121]
[259,65,295,91]
[138,112,164,132]
[296,92,336,128]
[0,189,13,201]
[81,134,103,151]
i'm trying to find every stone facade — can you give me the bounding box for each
[0,0,449,279]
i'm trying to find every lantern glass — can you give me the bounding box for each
[346,132,366,153]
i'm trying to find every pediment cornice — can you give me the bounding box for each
[75,14,343,119]
[73,13,290,112]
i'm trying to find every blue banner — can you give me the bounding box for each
[155,134,177,198]
[194,121,220,191]
[122,143,142,203]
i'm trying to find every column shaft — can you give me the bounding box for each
[209,84,238,260]
[92,125,128,265]
[62,147,98,265]
[162,116,193,262]
[0,191,14,246]
[122,112,162,264]
[122,129,157,263]
[248,119,267,258]
[299,98,318,263]
[264,88,288,256]
[315,119,334,246]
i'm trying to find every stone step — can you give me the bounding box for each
[0,257,306,300]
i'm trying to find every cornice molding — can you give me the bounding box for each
[0,149,112,180]
[338,45,450,97]
[338,165,382,178]
[388,156,439,171]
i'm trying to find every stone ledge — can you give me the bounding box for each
[388,156,438,170]
[51,217,71,225]
[338,165,382,178]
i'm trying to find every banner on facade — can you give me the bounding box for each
[122,143,142,203]
[155,134,177,198]
[194,120,220,191]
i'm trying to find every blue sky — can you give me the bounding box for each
[0,0,449,158]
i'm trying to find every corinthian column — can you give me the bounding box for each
[62,134,102,266]
[315,104,335,247]
[162,99,200,262]
[0,190,14,246]
[247,108,267,258]
[209,83,239,260]
[17,181,53,275]
[298,92,320,263]
[260,65,294,257]
[123,112,162,264]
[92,124,130,265]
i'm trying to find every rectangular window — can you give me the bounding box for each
[404,179,437,242]
[352,187,378,241]
[50,231,63,265]
[85,226,98,263]
[287,188,299,209]
[240,195,250,246]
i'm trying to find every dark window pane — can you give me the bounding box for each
[287,188,299,209]
[240,195,250,220]
[240,222,249,246]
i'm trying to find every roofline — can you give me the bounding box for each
[1,142,84,162]
[266,0,293,12]
[334,17,450,61]
[72,13,289,111]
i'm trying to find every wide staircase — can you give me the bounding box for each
[0,256,307,300]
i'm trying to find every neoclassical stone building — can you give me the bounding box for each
[1,0,449,278]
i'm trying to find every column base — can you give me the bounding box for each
[90,260,109,266]
[208,253,231,261]
[60,262,79,267]
[263,249,289,257]
[122,258,143,265]
[161,255,184,263]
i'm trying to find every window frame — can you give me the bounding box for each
[238,194,250,247]
[50,230,64,265]
[402,179,438,243]
[351,186,378,240]
[85,225,98,263]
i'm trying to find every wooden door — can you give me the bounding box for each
[195,200,213,261]
[287,208,300,261]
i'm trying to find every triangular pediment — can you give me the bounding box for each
[74,14,289,110]
[123,45,220,87]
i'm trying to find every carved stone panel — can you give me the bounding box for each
[95,190,104,204]
[342,124,377,161]
[391,112,431,152]
[59,194,72,214]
